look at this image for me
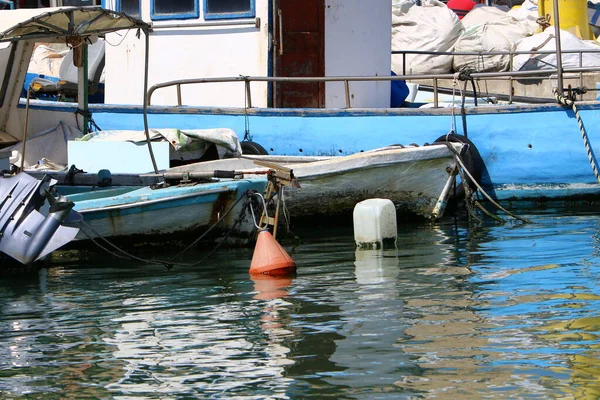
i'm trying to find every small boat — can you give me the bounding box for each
[67,176,267,245]
[166,142,465,220]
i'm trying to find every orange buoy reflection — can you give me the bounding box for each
[251,273,295,301]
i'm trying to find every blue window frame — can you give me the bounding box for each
[203,0,254,20]
[116,0,141,19]
[151,0,199,21]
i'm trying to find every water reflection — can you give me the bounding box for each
[325,249,406,395]
[2,213,600,397]
[252,273,296,390]
[395,215,600,398]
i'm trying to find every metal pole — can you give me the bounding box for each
[79,43,89,135]
[142,29,160,175]
[552,0,564,94]
[20,85,32,172]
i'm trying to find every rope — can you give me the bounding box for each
[76,108,102,132]
[445,142,531,223]
[456,68,475,138]
[451,73,459,133]
[76,189,259,270]
[455,160,483,224]
[553,88,600,183]
[536,14,551,31]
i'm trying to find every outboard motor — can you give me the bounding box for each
[0,172,80,265]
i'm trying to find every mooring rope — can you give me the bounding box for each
[76,189,259,269]
[444,141,531,224]
[553,88,600,183]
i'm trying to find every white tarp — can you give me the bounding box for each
[513,27,600,72]
[7,125,242,171]
[8,122,82,169]
[80,128,242,161]
[392,0,463,74]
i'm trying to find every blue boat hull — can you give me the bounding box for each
[22,100,600,203]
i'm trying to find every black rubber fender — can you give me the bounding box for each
[241,140,268,155]
[433,133,484,192]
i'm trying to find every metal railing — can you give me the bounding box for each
[147,49,600,109]
[394,48,600,103]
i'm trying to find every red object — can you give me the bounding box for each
[249,230,296,277]
[447,0,476,19]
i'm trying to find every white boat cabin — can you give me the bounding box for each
[101,0,392,108]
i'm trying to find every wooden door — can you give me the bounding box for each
[273,0,324,108]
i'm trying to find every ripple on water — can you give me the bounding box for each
[1,213,600,398]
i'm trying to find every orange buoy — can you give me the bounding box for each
[249,230,296,276]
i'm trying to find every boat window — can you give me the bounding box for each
[151,0,199,20]
[0,42,15,108]
[203,0,254,20]
[117,0,141,19]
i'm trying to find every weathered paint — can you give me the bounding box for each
[175,144,461,219]
[70,179,267,243]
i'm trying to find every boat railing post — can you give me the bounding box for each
[76,40,89,135]
[509,50,514,104]
[552,0,564,95]
[402,52,406,75]
[344,79,351,108]
[20,84,32,172]
[245,77,252,108]
[176,83,182,106]
[579,50,583,100]
[433,78,439,108]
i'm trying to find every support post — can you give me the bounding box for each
[552,0,564,94]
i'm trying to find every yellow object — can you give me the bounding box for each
[538,0,594,40]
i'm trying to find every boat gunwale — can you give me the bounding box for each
[19,97,600,117]
[74,186,234,213]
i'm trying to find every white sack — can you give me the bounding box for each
[392,0,463,74]
[461,6,507,29]
[513,28,600,71]
[453,17,531,72]
[506,0,539,35]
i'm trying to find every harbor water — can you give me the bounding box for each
[2,207,600,398]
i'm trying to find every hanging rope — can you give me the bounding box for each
[75,108,102,133]
[451,73,459,133]
[76,189,260,270]
[456,68,475,138]
[445,141,531,224]
[553,88,600,183]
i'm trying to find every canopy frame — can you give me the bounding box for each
[6,7,159,174]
